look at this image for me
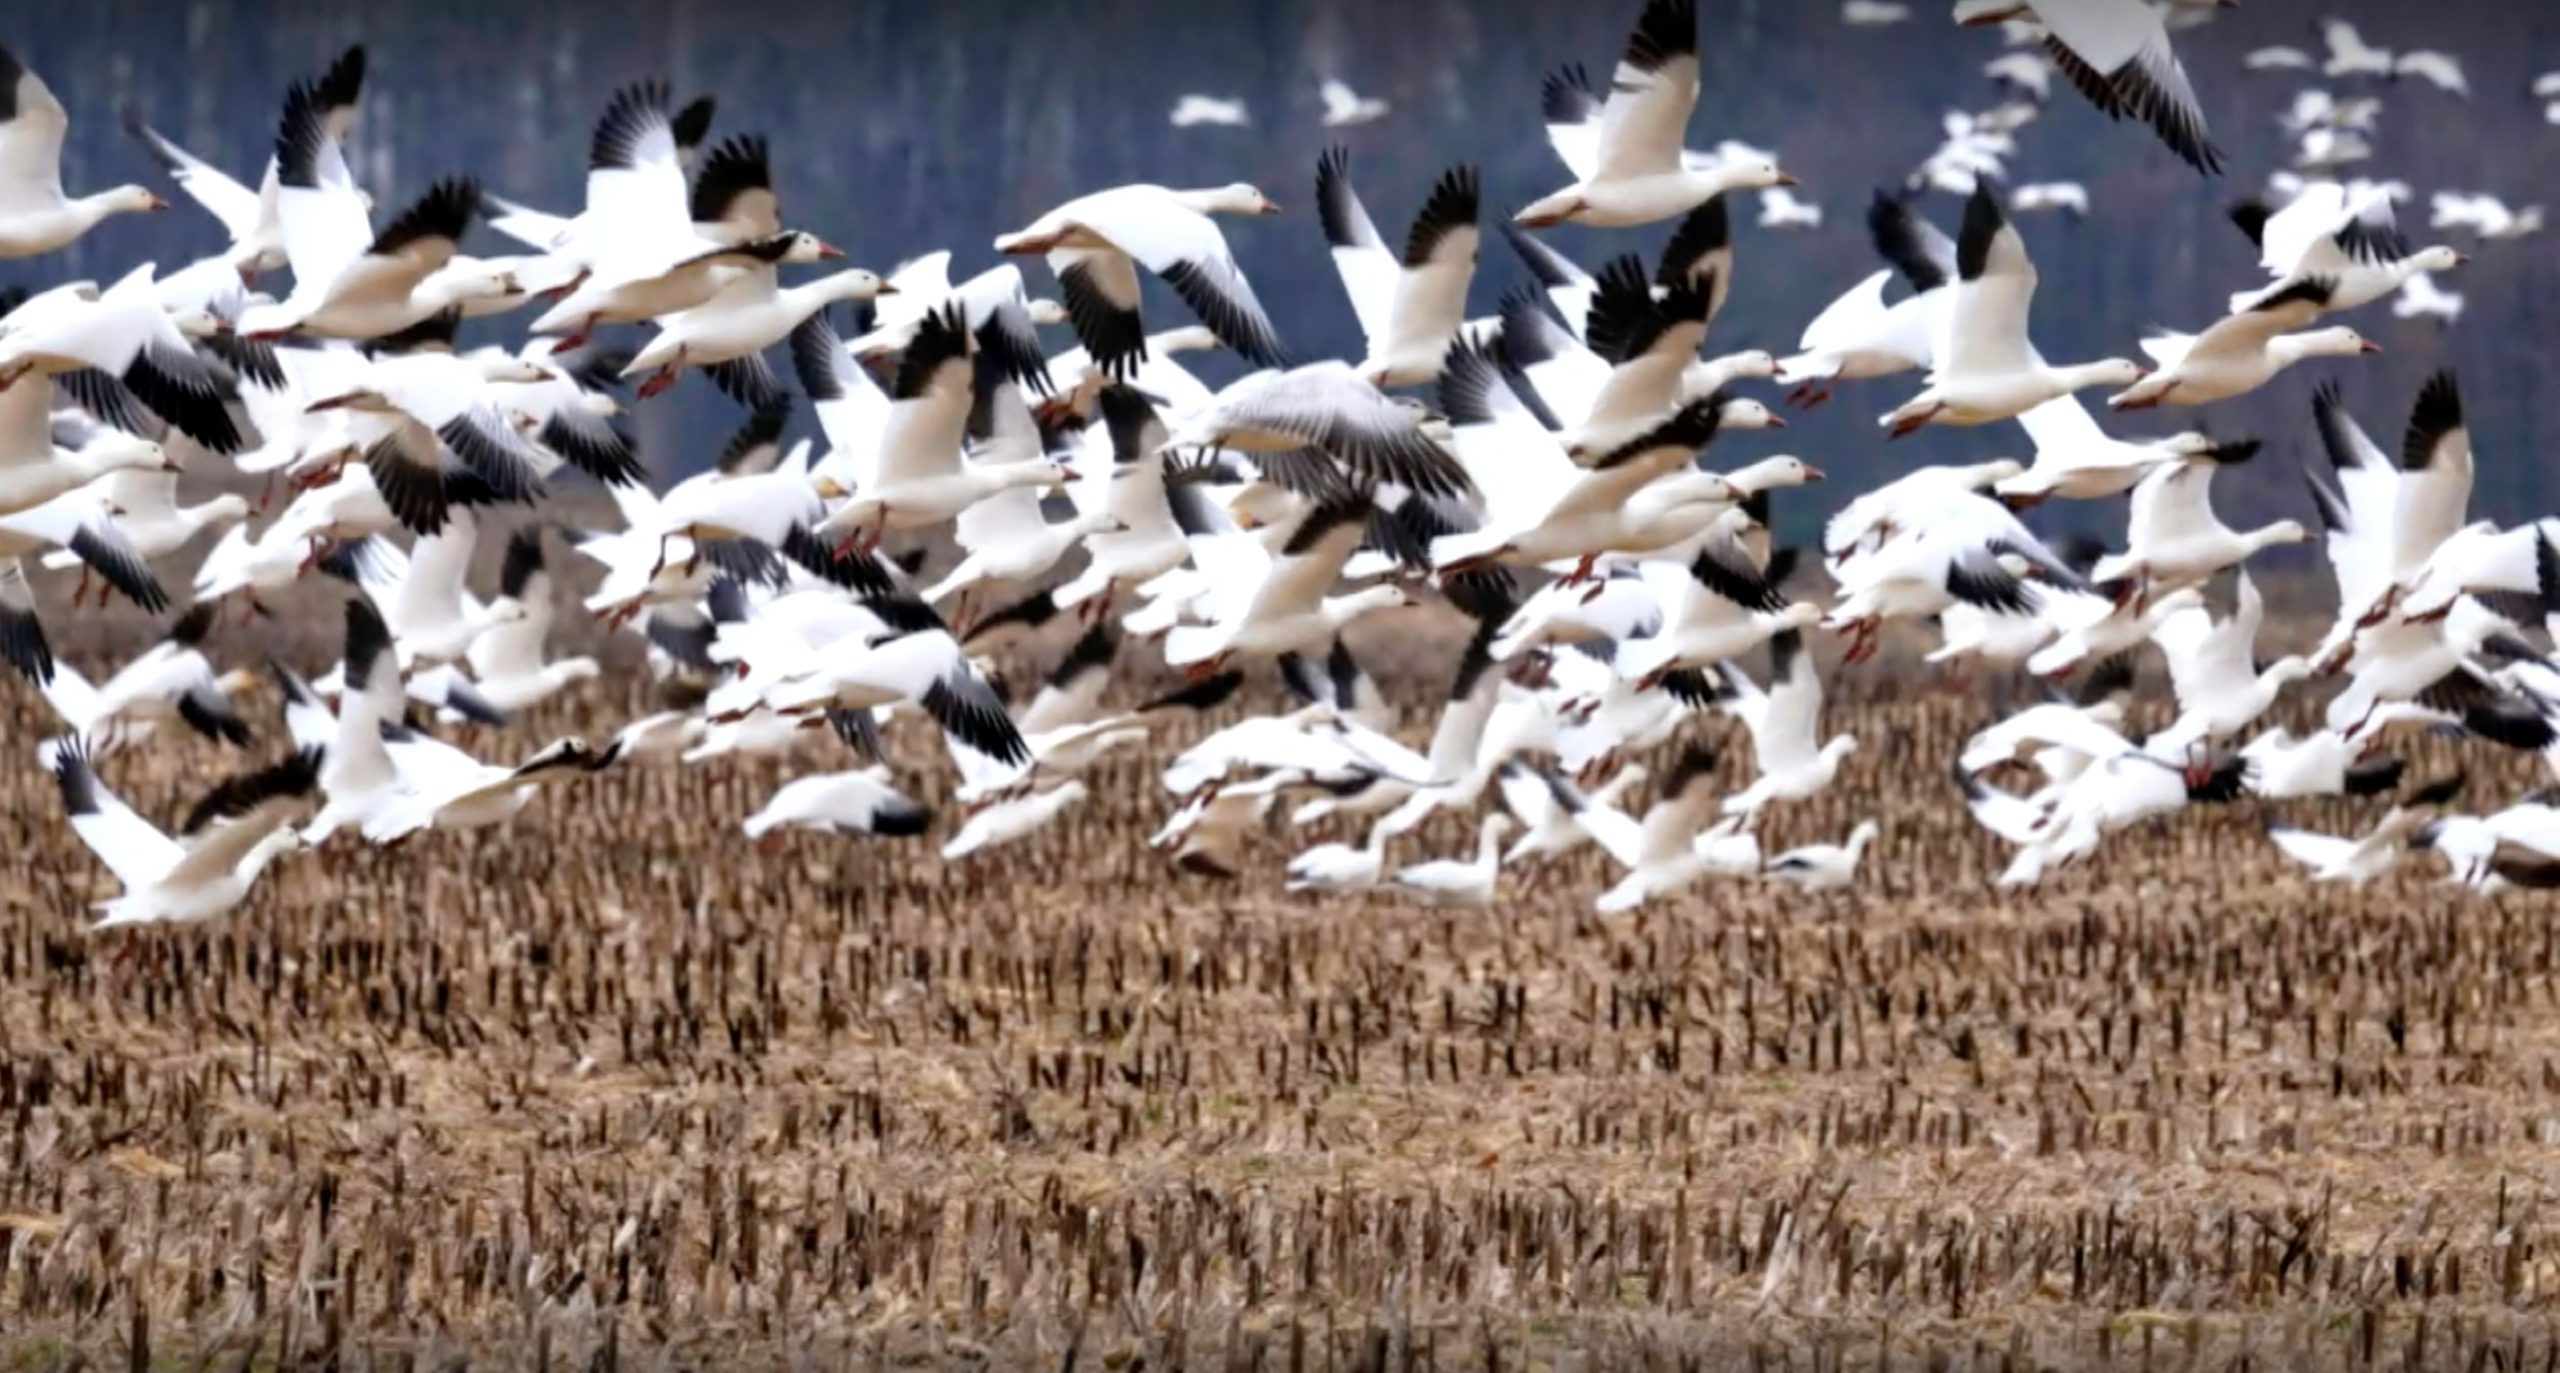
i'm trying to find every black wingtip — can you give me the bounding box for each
[1956,180,2006,282]
[2400,370,2464,472]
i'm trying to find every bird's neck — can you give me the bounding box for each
[790,272,875,312]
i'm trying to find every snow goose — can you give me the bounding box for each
[1429,349,1771,582]
[363,729,610,844]
[1162,361,1474,498]
[484,344,647,489]
[2109,280,2377,410]
[921,388,1119,630]
[848,262,1056,399]
[2246,46,2313,72]
[1776,193,1955,404]
[1152,774,1289,879]
[1520,0,1798,229]
[1585,746,1761,914]
[1541,643,1711,774]
[1955,655,2143,778]
[2394,521,2560,626]
[1967,748,2248,887]
[0,559,49,682]
[292,601,405,844]
[1390,815,1513,906]
[621,263,890,403]
[1163,496,1420,680]
[1554,257,1722,459]
[941,779,1089,860]
[1879,185,2141,435]
[994,181,1285,377]
[1492,567,1668,663]
[2316,19,2394,77]
[813,306,1072,552]
[1285,825,1390,894]
[760,596,1034,772]
[306,349,553,534]
[2019,584,2202,679]
[742,766,931,845]
[2267,775,2468,885]
[237,70,499,340]
[1714,629,1857,815]
[49,736,316,928]
[1050,386,1192,623]
[0,478,170,615]
[2241,725,2408,801]
[2090,444,2307,595]
[481,80,716,267]
[1764,820,1880,892]
[0,370,174,517]
[1496,760,1648,865]
[2147,574,2313,747]
[1290,615,1509,829]
[1320,79,1390,128]
[2012,183,2089,216]
[2391,49,2467,95]
[1822,459,2023,565]
[36,466,249,591]
[531,120,840,342]
[1315,149,1479,387]
[0,270,243,454]
[123,69,315,279]
[1758,187,1822,230]
[1168,95,1249,128]
[2381,373,2475,603]
[1995,400,2219,505]
[2429,192,2542,242]
[2392,273,2464,326]
[2301,372,2471,632]
[1954,0,2224,174]
[461,528,600,712]
[1827,491,2073,661]
[36,603,255,752]
[0,45,166,259]
[2229,183,2465,316]
[1159,704,1400,797]
[2323,594,2542,742]
[1618,537,1822,685]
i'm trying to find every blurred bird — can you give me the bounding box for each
[1843,1,1912,24]
[1318,79,1389,127]
[1757,187,1823,230]
[2012,182,2090,217]
[1169,95,1250,128]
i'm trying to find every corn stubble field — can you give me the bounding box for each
[8,607,2560,1372]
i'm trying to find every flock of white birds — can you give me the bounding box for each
[1,0,2557,930]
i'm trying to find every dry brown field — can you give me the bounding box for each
[6,603,2560,1371]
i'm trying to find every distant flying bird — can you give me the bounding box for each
[1843,1,1913,24]
[2012,182,2090,216]
[1758,187,1823,230]
[2245,46,2314,72]
[1952,0,2226,175]
[2281,90,2380,135]
[2318,19,2394,78]
[1169,95,1250,128]
[2537,72,2560,99]
[2151,0,2233,30]
[2293,127,2371,171]
[2392,273,2463,327]
[2430,192,2543,242]
[2391,50,2468,96]
[1318,79,1389,128]
[1983,52,2054,101]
